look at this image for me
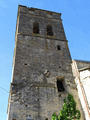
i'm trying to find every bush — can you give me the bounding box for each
[52,94,81,120]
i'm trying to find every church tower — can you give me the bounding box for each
[7,5,84,120]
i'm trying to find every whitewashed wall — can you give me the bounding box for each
[80,70,90,108]
[72,60,90,120]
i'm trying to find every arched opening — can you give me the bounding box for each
[33,22,39,34]
[47,25,53,36]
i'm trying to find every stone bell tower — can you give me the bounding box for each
[7,5,84,120]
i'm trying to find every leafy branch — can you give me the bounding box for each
[52,94,81,120]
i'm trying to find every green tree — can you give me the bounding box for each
[52,94,81,120]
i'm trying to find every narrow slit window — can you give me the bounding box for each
[57,45,61,50]
[47,25,53,36]
[57,79,65,92]
[33,22,39,34]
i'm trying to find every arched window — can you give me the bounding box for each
[47,25,53,36]
[33,22,39,34]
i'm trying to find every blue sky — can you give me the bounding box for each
[0,0,90,120]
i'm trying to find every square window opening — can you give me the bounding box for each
[57,45,61,50]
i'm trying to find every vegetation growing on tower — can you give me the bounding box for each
[51,94,81,120]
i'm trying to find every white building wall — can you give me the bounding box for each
[72,60,90,120]
[80,70,90,108]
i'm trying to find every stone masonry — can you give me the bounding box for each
[7,5,84,120]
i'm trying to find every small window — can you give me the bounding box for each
[24,63,27,66]
[57,78,65,92]
[47,25,53,36]
[57,45,61,50]
[33,22,39,34]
